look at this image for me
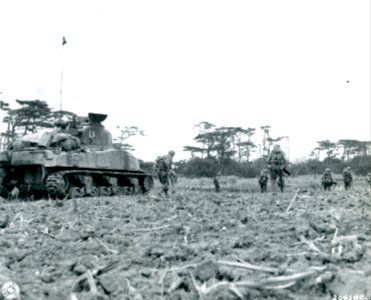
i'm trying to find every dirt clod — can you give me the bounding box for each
[0,182,369,299]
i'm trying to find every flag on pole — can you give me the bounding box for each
[0,100,10,110]
[62,36,67,46]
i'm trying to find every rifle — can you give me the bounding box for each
[283,168,291,176]
[268,164,291,176]
[169,170,178,184]
[331,181,337,190]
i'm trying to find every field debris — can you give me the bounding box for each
[189,263,327,299]
[0,179,370,299]
[286,188,300,213]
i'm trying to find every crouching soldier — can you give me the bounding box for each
[321,168,337,191]
[258,169,269,193]
[343,167,353,190]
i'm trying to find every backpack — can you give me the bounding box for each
[155,155,170,172]
[270,151,284,164]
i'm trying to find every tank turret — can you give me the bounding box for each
[80,113,112,149]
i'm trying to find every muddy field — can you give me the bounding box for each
[0,176,370,300]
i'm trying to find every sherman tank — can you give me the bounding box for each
[0,113,154,199]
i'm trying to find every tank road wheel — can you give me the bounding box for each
[91,187,99,197]
[99,186,111,196]
[45,173,68,199]
[68,187,81,199]
[129,178,140,194]
[112,186,122,196]
[82,186,99,197]
[122,187,131,195]
[142,176,154,193]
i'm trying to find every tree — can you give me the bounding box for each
[315,140,338,159]
[183,146,205,158]
[13,99,53,135]
[338,139,371,160]
[185,123,258,163]
[184,124,237,170]
[1,100,53,148]
[184,123,217,158]
[191,121,217,158]
[0,100,81,150]
[222,126,253,162]
[239,141,257,162]
[211,127,236,162]
[113,126,145,151]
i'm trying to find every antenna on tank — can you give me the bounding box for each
[60,36,67,111]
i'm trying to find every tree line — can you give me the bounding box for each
[0,100,369,177]
[175,121,371,178]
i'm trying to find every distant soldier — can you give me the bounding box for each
[258,168,269,193]
[54,118,69,133]
[213,173,221,192]
[267,144,287,193]
[321,168,337,191]
[51,119,81,151]
[342,167,353,190]
[154,150,176,197]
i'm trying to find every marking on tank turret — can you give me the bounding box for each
[88,130,96,139]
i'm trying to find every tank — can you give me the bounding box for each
[0,113,154,199]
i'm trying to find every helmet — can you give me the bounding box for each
[168,150,175,156]
[325,168,331,172]
[54,118,68,129]
[273,144,281,151]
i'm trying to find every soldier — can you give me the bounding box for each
[154,150,176,197]
[321,168,336,191]
[267,144,287,193]
[258,168,269,193]
[342,166,353,190]
[213,173,221,192]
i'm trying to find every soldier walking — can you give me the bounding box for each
[154,150,176,197]
[342,167,353,190]
[213,173,221,193]
[258,168,269,193]
[267,144,287,193]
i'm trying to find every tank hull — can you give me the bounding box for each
[0,148,153,199]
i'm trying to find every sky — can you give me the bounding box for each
[0,0,370,162]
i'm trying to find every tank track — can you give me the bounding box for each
[45,169,154,199]
[45,172,68,199]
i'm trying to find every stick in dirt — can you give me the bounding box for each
[286,188,300,213]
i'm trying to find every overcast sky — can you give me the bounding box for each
[0,0,370,162]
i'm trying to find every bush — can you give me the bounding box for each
[175,155,371,178]
[351,155,371,175]
[178,157,219,178]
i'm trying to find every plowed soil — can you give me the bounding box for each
[0,177,370,300]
